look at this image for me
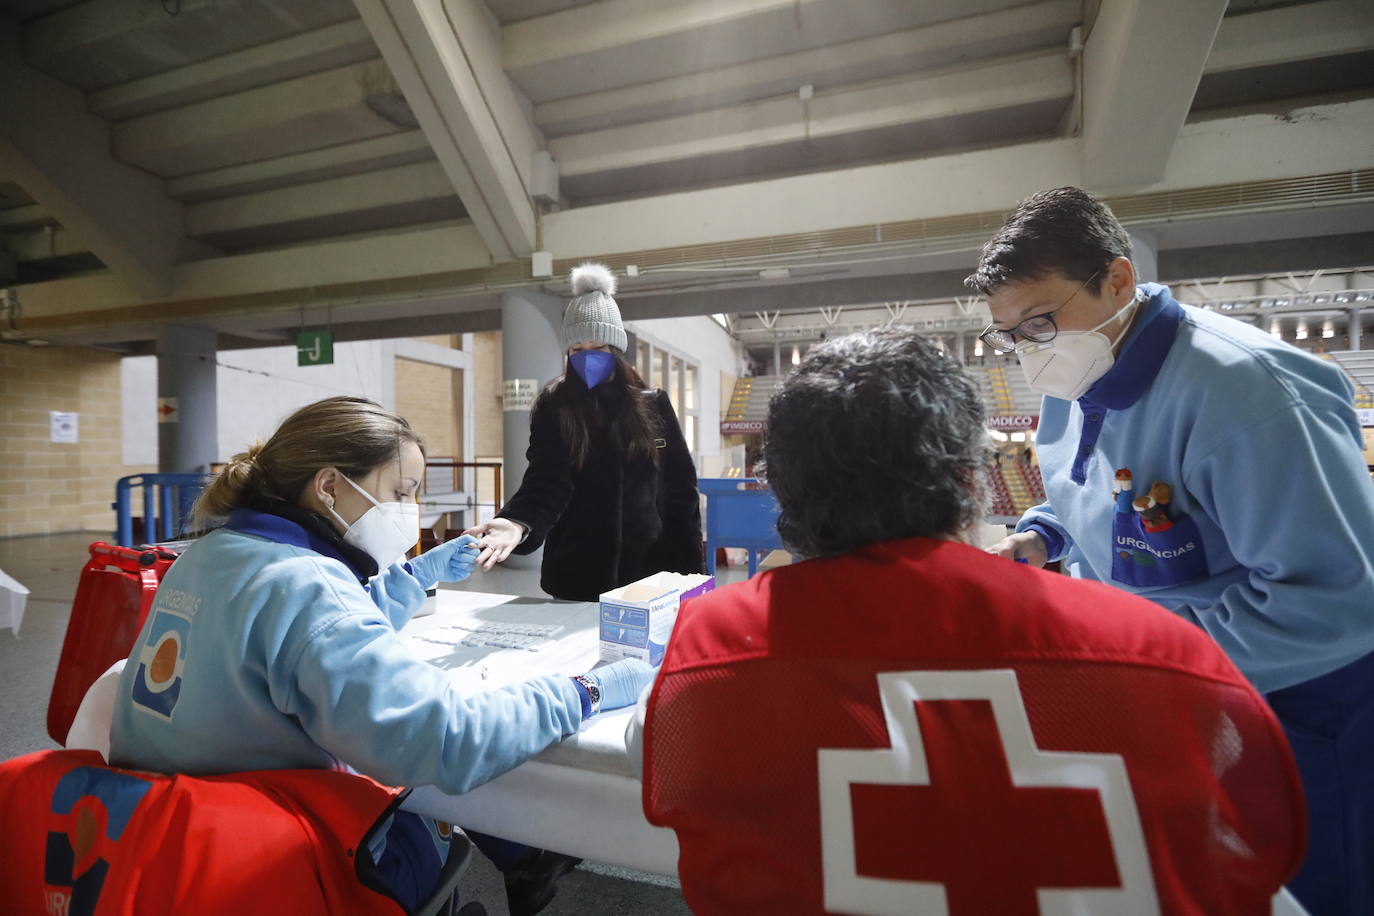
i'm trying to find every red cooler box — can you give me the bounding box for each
[47,542,178,746]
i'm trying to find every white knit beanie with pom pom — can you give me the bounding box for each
[561,263,627,354]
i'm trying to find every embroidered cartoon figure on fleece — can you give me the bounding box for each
[1113,468,1134,512]
[1133,481,1175,533]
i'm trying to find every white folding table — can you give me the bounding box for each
[397,590,679,877]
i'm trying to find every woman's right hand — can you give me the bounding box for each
[986,531,1048,568]
[461,517,526,571]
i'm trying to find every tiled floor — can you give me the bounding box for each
[0,532,755,915]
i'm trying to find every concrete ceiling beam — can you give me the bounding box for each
[0,203,53,230]
[111,59,412,178]
[184,161,457,243]
[0,20,199,299]
[1081,0,1229,190]
[550,52,1072,180]
[4,223,91,262]
[164,130,433,203]
[502,0,1022,103]
[542,96,1374,258]
[13,96,1372,338]
[24,0,219,73]
[353,0,542,260]
[22,0,359,90]
[17,219,492,326]
[1206,0,1374,74]
[533,0,1079,137]
[87,19,379,120]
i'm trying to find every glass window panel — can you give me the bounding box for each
[669,357,683,413]
[685,364,698,411]
[651,349,665,390]
[637,342,651,381]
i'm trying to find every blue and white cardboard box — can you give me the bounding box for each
[598,571,714,665]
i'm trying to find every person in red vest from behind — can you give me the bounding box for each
[637,327,1307,915]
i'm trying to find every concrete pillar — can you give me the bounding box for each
[772,341,781,375]
[157,324,217,473]
[1128,229,1158,286]
[1351,307,1363,351]
[499,288,565,569]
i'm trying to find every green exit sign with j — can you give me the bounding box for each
[297,330,334,366]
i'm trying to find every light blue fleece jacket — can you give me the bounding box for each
[1017,283,1374,694]
[109,509,584,794]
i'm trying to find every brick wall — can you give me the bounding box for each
[0,345,153,538]
[394,357,457,460]
[472,331,504,459]
[471,331,504,512]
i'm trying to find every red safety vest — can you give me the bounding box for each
[0,749,410,916]
[643,537,1306,915]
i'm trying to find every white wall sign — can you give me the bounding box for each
[503,378,538,411]
[157,397,179,424]
[1358,408,1374,428]
[49,411,78,444]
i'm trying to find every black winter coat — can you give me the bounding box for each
[498,385,704,601]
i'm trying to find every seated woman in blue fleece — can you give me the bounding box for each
[109,395,652,915]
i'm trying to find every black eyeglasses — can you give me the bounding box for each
[977,271,1101,354]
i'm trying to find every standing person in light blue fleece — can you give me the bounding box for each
[977,188,1374,916]
[109,396,653,915]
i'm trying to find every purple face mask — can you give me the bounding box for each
[570,349,615,388]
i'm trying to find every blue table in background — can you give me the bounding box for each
[699,477,782,578]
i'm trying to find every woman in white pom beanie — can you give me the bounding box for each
[463,263,703,602]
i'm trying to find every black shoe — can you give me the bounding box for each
[503,851,583,916]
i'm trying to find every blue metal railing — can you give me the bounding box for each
[113,473,211,547]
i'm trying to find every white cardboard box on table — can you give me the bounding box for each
[0,568,30,636]
[599,571,714,665]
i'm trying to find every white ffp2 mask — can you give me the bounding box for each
[327,475,420,569]
[1015,291,1140,401]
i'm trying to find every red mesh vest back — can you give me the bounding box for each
[0,749,408,916]
[643,538,1305,916]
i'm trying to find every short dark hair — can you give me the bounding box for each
[762,327,987,559]
[964,187,1131,296]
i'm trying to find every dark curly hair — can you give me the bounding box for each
[964,186,1131,297]
[762,327,988,559]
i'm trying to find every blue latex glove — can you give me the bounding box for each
[408,535,479,588]
[581,658,656,714]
